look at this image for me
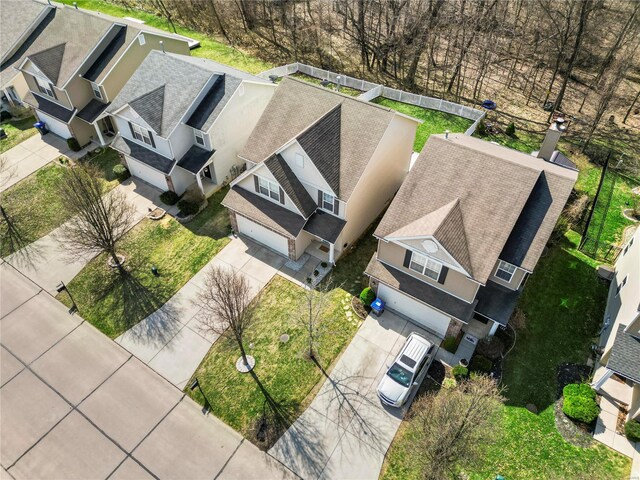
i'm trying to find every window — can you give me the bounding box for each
[131,123,152,146]
[258,177,280,202]
[194,130,205,147]
[615,275,628,297]
[90,82,102,100]
[322,192,335,212]
[138,34,145,45]
[409,252,441,280]
[495,260,516,282]
[295,153,304,168]
[35,77,54,97]
[623,237,634,256]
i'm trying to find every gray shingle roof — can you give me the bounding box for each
[83,25,128,82]
[28,42,66,84]
[129,85,165,134]
[111,135,174,174]
[474,281,522,326]
[176,145,215,174]
[185,74,242,132]
[0,0,51,60]
[376,134,578,283]
[303,210,346,244]
[607,324,640,384]
[239,77,404,201]
[24,91,75,122]
[365,255,477,323]
[265,154,316,218]
[76,98,110,123]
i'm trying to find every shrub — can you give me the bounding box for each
[0,110,12,121]
[505,122,516,137]
[442,377,457,389]
[563,383,596,401]
[469,355,493,373]
[359,287,376,306]
[177,199,200,216]
[476,119,487,136]
[562,395,600,424]
[112,164,130,181]
[442,336,459,353]
[160,191,179,205]
[66,137,81,152]
[452,365,468,380]
[476,336,505,360]
[625,420,640,442]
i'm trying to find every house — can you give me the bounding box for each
[592,227,640,423]
[365,125,578,340]
[222,77,420,264]
[0,0,54,111]
[106,51,276,196]
[1,2,189,145]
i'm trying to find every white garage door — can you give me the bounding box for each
[236,215,289,257]
[377,284,450,338]
[126,157,168,191]
[36,111,71,139]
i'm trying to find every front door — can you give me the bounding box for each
[103,116,115,134]
[202,164,215,183]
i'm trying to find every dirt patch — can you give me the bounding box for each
[556,363,592,399]
[351,296,369,319]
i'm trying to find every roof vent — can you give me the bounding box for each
[159,41,165,53]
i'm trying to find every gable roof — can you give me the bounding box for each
[28,42,66,84]
[129,85,165,134]
[0,0,52,61]
[264,154,317,218]
[607,324,640,384]
[376,134,577,283]
[239,77,410,201]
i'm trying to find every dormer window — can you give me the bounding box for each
[409,252,442,280]
[194,129,205,147]
[131,123,153,146]
[495,260,516,282]
[319,190,338,214]
[90,81,102,100]
[258,177,280,202]
[35,77,54,98]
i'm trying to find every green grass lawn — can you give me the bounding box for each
[187,276,359,445]
[382,231,631,479]
[58,196,231,338]
[371,98,473,151]
[475,128,544,155]
[59,0,271,74]
[0,116,37,154]
[289,72,363,97]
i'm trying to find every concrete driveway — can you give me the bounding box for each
[270,311,441,480]
[115,237,286,389]
[0,261,296,480]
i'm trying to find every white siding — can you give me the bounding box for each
[125,156,168,191]
[169,123,194,160]
[170,166,196,195]
[35,111,71,138]
[235,164,301,215]
[113,109,172,159]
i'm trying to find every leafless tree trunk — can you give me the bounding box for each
[296,278,336,360]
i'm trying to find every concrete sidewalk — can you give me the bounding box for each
[0,261,296,480]
[270,312,440,480]
[115,237,285,389]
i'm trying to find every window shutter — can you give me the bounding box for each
[253,175,259,193]
[279,187,285,205]
[403,250,412,268]
[37,83,46,94]
[128,121,135,138]
[437,266,449,284]
[149,131,156,148]
[317,190,323,206]
[49,84,58,100]
[333,197,339,214]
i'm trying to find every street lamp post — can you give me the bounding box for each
[56,281,78,314]
[190,378,211,414]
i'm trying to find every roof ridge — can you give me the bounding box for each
[433,198,461,237]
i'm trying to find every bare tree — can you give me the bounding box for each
[0,155,28,256]
[196,265,259,368]
[56,165,134,271]
[406,375,504,480]
[296,278,337,360]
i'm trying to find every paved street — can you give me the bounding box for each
[0,261,297,480]
[270,311,440,480]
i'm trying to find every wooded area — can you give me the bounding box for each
[118,0,639,172]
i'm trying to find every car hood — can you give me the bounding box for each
[377,374,408,403]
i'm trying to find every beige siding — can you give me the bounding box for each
[23,72,73,110]
[101,34,190,102]
[377,240,478,303]
[295,231,314,260]
[66,75,94,112]
[341,114,417,249]
[630,384,640,420]
[70,117,97,146]
[488,260,527,290]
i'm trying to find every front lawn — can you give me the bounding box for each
[371,97,473,152]
[187,276,359,446]
[0,116,37,154]
[382,231,631,479]
[58,199,231,338]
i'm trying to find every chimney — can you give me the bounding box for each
[537,117,567,161]
[159,41,165,53]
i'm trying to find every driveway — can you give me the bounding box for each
[270,311,441,480]
[0,261,296,480]
[115,237,286,389]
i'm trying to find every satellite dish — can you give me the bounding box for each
[422,239,438,253]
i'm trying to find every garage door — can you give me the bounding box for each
[125,157,168,191]
[377,284,450,337]
[36,111,71,139]
[236,215,289,257]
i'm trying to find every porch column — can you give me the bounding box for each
[94,122,105,146]
[195,172,205,195]
[591,368,614,391]
[329,242,335,265]
[488,320,500,336]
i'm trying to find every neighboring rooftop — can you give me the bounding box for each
[607,324,640,384]
[0,0,52,61]
[239,77,419,200]
[376,134,578,283]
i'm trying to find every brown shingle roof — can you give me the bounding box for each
[376,134,577,283]
[239,77,402,200]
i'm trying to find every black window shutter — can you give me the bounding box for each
[403,250,412,268]
[128,121,135,138]
[149,131,156,148]
[333,197,339,214]
[279,187,285,204]
[49,84,58,100]
[253,175,259,193]
[438,266,449,284]
[317,190,323,206]
[37,83,46,94]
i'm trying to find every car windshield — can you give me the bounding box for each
[387,362,412,388]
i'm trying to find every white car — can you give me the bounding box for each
[377,333,435,407]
